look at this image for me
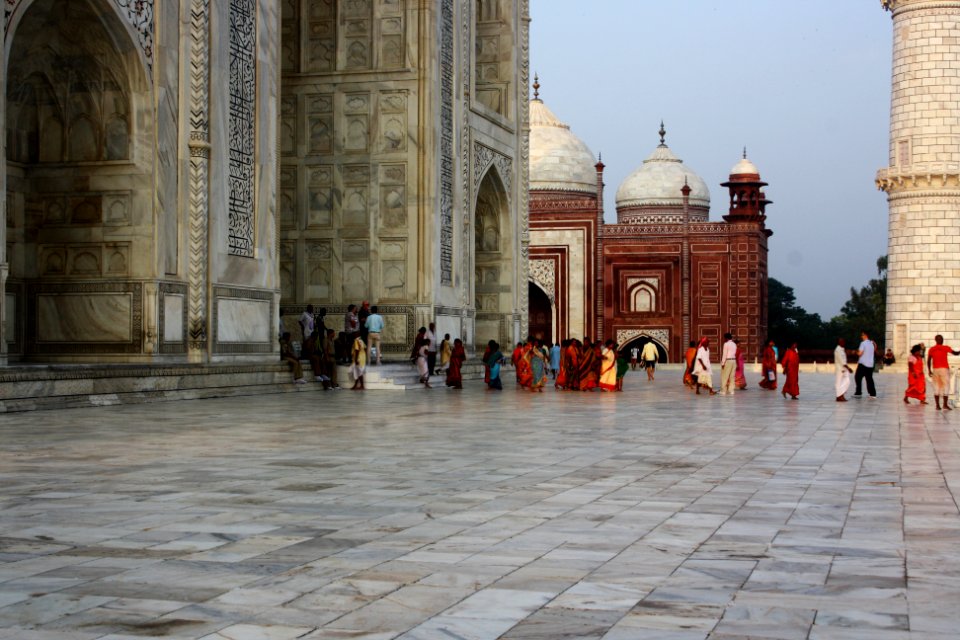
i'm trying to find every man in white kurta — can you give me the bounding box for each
[693,339,716,396]
[834,338,852,402]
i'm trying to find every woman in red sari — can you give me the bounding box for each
[482,341,493,386]
[515,341,533,388]
[579,340,599,391]
[904,343,927,404]
[781,342,800,400]
[446,338,466,389]
[759,339,778,390]
[512,342,525,386]
[555,339,569,389]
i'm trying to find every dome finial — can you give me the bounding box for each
[533,74,540,101]
[743,146,748,159]
[658,121,667,147]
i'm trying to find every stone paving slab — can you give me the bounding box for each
[0,372,958,639]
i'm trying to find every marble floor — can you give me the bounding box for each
[0,371,958,639]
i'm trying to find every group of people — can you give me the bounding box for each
[409,324,468,389]
[683,334,749,396]
[903,335,960,410]
[477,337,632,393]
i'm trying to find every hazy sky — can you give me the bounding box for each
[529,0,892,319]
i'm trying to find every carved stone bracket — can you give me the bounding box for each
[616,328,670,351]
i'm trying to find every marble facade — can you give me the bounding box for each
[878,0,960,362]
[1,0,281,364]
[279,0,529,354]
[2,0,528,366]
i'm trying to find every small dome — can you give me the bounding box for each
[616,136,710,210]
[730,155,760,177]
[529,98,598,194]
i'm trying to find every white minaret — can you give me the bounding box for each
[878,0,960,359]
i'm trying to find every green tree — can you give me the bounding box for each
[829,256,887,347]
[767,278,831,350]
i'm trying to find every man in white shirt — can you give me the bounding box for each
[299,304,315,342]
[854,330,877,398]
[640,341,659,381]
[719,332,738,395]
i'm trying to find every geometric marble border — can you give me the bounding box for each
[212,286,275,355]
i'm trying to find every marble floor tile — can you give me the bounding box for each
[0,373,957,638]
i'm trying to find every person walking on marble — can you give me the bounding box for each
[781,342,800,400]
[692,338,717,396]
[365,305,385,365]
[834,338,853,402]
[641,340,659,382]
[719,332,737,394]
[854,331,878,399]
[905,343,927,405]
[425,322,438,376]
[926,334,959,410]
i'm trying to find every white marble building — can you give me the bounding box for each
[878,0,960,358]
[0,0,528,365]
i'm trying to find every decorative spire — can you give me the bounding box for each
[533,74,540,101]
[743,146,748,159]
[658,121,667,147]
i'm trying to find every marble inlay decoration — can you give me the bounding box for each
[228,0,257,257]
[616,328,670,352]
[473,142,513,196]
[439,0,455,286]
[5,0,154,70]
[188,0,211,355]
[529,259,555,305]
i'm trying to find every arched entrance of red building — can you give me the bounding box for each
[528,282,552,343]
[620,335,669,364]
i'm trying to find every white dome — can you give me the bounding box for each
[529,99,598,194]
[730,156,760,176]
[616,143,710,210]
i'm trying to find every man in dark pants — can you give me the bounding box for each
[854,330,878,398]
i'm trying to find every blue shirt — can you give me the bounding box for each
[550,345,561,369]
[365,313,385,333]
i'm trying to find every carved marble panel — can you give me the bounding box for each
[306,241,331,300]
[439,0,454,284]
[104,192,131,225]
[380,185,406,228]
[307,18,336,72]
[281,96,297,154]
[307,165,334,227]
[342,187,369,227]
[280,165,298,229]
[381,261,405,298]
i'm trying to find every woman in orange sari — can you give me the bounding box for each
[579,340,599,391]
[683,340,697,387]
[904,343,927,404]
[555,339,569,389]
[599,340,618,391]
[759,339,778,390]
[565,339,581,391]
[516,341,533,388]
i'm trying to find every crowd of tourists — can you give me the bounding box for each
[282,313,960,409]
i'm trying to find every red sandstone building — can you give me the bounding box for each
[528,85,772,362]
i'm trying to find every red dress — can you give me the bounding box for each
[760,346,778,390]
[905,354,926,402]
[782,348,800,398]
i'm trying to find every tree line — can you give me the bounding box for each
[768,256,887,355]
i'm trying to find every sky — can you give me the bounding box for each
[529,0,892,319]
